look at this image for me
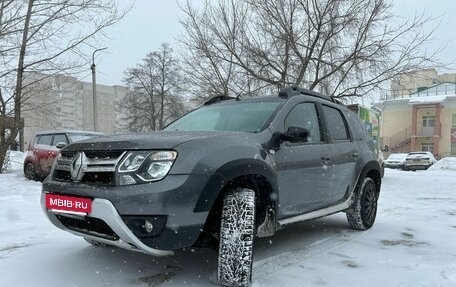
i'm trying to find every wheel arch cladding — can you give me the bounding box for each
[193,159,278,230]
[359,160,382,196]
[193,159,278,212]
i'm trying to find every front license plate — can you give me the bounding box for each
[46,193,92,215]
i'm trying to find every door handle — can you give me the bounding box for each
[352,153,359,159]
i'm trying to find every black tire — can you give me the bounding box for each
[346,177,378,230]
[24,162,36,180]
[218,188,255,287]
[84,238,107,247]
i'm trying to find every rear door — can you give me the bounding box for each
[321,105,358,204]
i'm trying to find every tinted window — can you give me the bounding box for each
[323,105,349,141]
[52,134,68,146]
[284,103,322,143]
[164,101,281,133]
[37,134,52,145]
[344,110,365,141]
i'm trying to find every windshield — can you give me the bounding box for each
[164,101,282,133]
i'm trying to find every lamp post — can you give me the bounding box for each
[90,47,107,132]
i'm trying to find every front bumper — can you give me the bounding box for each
[41,195,173,256]
[41,174,212,254]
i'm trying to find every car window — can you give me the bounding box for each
[284,102,322,143]
[322,105,349,141]
[52,134,68,146]
[344,110,364,141]
[37,134,52,145]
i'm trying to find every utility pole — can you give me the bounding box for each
[91,47,107,131]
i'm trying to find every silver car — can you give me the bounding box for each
[404,151,437,171]
[384,153,408,169]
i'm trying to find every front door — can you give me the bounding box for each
[276,102,331,218]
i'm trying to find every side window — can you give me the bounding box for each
[344,110,365,141]
[284,103,322,143]
[37,134,52,146]
[322,105,349,141]
[52,134,68,146]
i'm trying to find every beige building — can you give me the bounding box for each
[390,68,456,98]
[378,75,456,158]
[22,73,129,149]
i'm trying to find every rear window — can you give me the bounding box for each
[37,134,52,145]
[322,105,349,141]
[344,110,365,141]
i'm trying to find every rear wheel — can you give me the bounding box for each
[24,163,36,180]
[218,188,255,287]
[347,177,378,230]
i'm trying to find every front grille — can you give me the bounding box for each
[52,150,125,186]
[54,170,71,181]
[56,214,119,240]
[81,172,114,185]
[84,151,124,159]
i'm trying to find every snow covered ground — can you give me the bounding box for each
[1,154,455,287]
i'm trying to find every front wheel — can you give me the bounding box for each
[346,178,378,230]
[218,188,255,287]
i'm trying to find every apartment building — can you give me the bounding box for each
[22,73,128,149]
[378,70,456,158]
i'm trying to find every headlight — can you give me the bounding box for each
[118,151,177,185]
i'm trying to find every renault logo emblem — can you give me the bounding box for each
[70,152,85,180]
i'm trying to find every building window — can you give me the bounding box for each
[452,114,456,128]
[451,143,456,156]
[422,116,435,127]
[421,143,434,153]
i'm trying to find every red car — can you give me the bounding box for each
[24,130,103,180]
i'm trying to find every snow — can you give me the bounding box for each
[3,150,26,172]
[429,157,456,171]
[1,160,456,286]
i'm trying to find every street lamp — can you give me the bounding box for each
[90,47,107,132]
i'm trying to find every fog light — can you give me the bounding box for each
[144,220,154,233]
[120,175,136,185]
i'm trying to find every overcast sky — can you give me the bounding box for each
[92,0,456,86]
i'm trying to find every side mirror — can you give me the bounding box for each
[383,145,389,152]
[281,126,309,143]
[55,142,67,149]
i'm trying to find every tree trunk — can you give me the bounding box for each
[0,0,33,172]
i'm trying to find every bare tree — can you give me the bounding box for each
[179,0,443,101]
[123,43,186,131]
[0,0,128,172]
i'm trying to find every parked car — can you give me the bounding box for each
[384,153,409,169]
[41,86,381,287]
[404,151,437,171]
[24,130,104,180]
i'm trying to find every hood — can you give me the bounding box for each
[62,131,248,151]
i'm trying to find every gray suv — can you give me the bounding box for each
[41,86,381,286]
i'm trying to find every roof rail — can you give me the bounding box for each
[203,95,235,106]
[278,85,338,103]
